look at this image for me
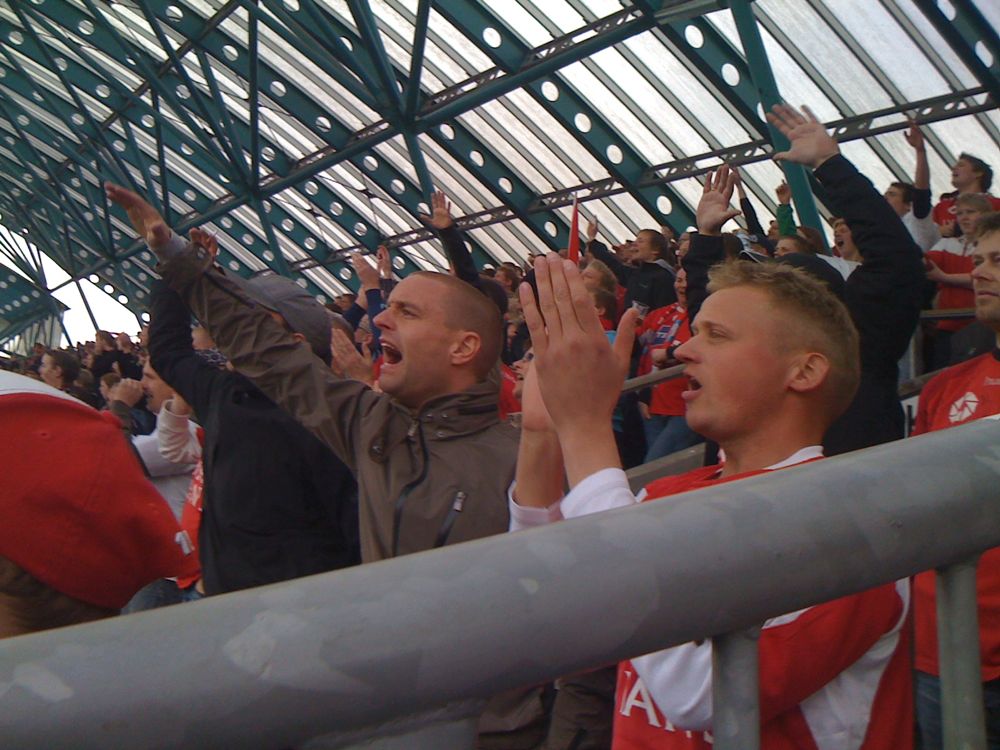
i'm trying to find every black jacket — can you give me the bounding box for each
[588,241,676,312]
[148,280,360,594]
[684,155,924,456]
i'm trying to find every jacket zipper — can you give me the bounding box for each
[433,491,466,549]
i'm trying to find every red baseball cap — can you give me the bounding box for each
[0,372,198,610]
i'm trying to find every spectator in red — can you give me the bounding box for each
[933,153,1000,227]
[911,210,1000,747]
[636,269,701,461]
[510,247,909,748]
[0,372,196,637]
[925,192,993,369]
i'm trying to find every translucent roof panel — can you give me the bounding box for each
[0,0,997,348]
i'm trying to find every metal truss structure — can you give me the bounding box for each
[0,0,996,350]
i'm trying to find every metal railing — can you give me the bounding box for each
[1,417,999,748]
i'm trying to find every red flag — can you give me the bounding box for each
[567,194,580,264]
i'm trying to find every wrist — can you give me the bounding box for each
[810,149,840,170]
[560,429,621,489]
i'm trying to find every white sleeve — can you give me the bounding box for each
[508,468,641,531]
[507,483,564,532]
[561,468,640,519]
[156,399,202,464]
[631,642,714,731]
[133,429,196,478]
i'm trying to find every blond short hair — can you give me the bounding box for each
[707,261,860,419]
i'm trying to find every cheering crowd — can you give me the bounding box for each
[3,104,1000,749]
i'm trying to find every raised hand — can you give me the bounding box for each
[696,165,741,236]
[329,328,374,386]
[732,167,747,199]
[104,182,171,249]
[767,104,840,169]
[586,217,599,242]
[905,120,925,151]
[418,190,454,230]
[351,253,380,291]
[189,227,219,263]
[111,378,144,408]
[775,181,792,205]
[376,244,392,279]
[518,253,637,484]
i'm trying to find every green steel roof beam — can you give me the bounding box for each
[250,195,291,275]
[912,0,1000,106]
[403,0,433,120]
[432,4,697,232]
[0,97,113,257]
[553,0,777,221]
[8,4,247,213]
[728,0,826,246]
[875,0,999,146]
[62,0,237,177]
[346,0,406,119]
[248,6,262,191]
[424,125,564,254]
[402,129,435,202]
[6,6,147,193]
[194,49,252,188]
[133,0,249,186]
[233,1,377,112]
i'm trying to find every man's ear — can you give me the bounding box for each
[449,330,482,368]
[786,351,830,395]
[290,332,307,346]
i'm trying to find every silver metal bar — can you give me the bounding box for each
[937,558,987,750]
[712,627,762,750]
[333,716,479,750]
[2,419,1000,748]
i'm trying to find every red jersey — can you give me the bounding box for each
[613,463,912,749]
[498,363,521,420]
[912,350,1000,680]
[926,238,975,332]
[175,426,205,590]
[637,304,691,417]
[933,194,1000,226]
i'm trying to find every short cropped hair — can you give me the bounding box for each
[47,349,80,386]
[582,259,617,293]
[889,181,915,205]
[955,192,994,214]
[777,235,813,255]
[707,261,860,420]
[100,371,121,389]
[975,211,1000,241]
[95,330,115,348]
[960,153,993,192]
[414,272,503,380]
[0,556,116,634]
[638,229,671,261]
[591,288,618,322]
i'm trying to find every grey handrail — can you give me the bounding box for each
[2,417,999,748]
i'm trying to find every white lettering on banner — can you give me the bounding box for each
[984,377,1000,387]
[949,392,979,423]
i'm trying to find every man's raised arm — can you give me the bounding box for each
[105,182,373,472]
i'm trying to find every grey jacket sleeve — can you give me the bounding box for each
[155,236,377,472]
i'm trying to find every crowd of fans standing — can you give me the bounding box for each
[2,108,1000,749]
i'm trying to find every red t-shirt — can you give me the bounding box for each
[912,351,1000,679]
[498,363,521,420]
[926,239,975,332]
[613,462,911,749]
[175,427,205,590]
[637,304,691,417]
[932,194,1000,226]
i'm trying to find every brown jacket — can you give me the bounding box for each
[158,246,518,562]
